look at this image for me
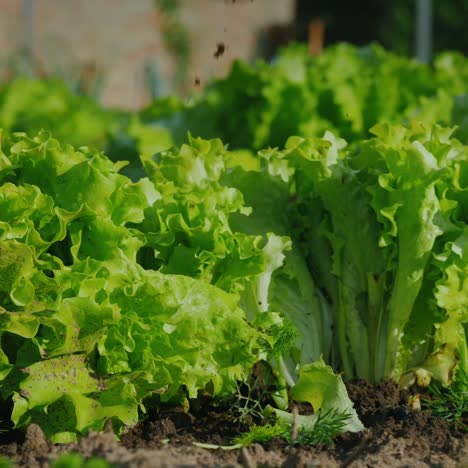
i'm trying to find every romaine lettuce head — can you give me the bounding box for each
[259,123,467,388]
[222,153,332,387]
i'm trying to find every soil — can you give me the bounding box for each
[213,43,226,59]
[0,380,466,467]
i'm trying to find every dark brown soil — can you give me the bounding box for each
[0,380,466,467]
[213,42,226,59]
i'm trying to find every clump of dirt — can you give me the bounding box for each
[337,380,466,467]
[347,379,404,413]
[20,424,50,467]
[345,380,459,450]
[213,42,226,59]
[121,401,251,449]
[0,380,466,467]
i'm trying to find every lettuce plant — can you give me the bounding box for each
[142,43,468,150]
[1,120,465,443]
[233,123,467,390]
[0,131,270,441]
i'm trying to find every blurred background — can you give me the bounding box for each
[0,0,467,110]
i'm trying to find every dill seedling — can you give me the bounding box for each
[291,409,352,447]
[421,371,468,432]
[234,407,351,448]
[233,422,289,446]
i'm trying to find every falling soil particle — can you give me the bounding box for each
[213,42,226,59]
[0,380,466,467]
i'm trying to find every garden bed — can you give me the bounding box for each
[0,43,467,468]
[1,381,466,467]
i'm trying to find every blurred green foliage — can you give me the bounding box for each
[52,453,113,468]
[141,43,468,150]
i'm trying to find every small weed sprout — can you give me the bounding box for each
[231,363,286,426]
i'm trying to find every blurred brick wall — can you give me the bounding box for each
[180,0,294,90]
[0,1,23,59]
[0,0,294,109]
